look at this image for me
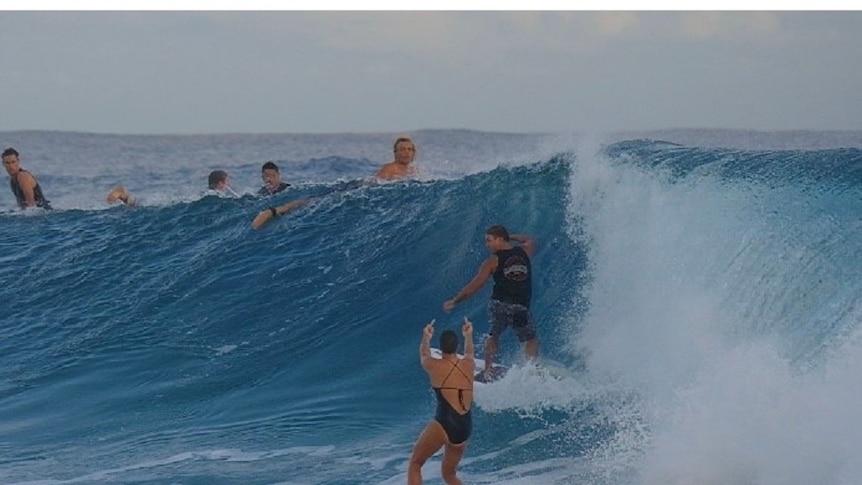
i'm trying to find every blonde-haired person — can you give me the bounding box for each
[375,136,418,181]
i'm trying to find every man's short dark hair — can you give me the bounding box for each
[486,225,510,241]
[2,147,19,158]
[208,170,228,189]
[439,330,459,354]
[261,161,279,172]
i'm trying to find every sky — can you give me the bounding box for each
[1,7,861,135]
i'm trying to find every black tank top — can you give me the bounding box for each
[10,170,52,210]
[491,246,532,307]
[258,182,290,196]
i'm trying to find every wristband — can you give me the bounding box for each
[269,207,278,218]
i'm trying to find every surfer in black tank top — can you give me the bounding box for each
[442,225,538,380]
[491,245,532,307]
[409,318,475,485]
[3,148,52,210]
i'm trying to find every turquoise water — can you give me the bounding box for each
[2,129,862,484]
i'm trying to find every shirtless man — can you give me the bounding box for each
[375,136,417,181]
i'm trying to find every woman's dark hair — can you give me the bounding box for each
[439,330,459,354]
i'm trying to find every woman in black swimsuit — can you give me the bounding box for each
[408,317,475,485]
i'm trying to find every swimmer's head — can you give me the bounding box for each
[440,329,459,354]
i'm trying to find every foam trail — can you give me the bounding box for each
[564,140,862,485]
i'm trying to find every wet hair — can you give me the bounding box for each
[439,329,459,354]
[486,224,510,241]
[392,137,416,153]
[261,161,279,172]
[208,170,228,189]
[2,147,19,158]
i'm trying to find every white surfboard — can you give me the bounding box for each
[526,359,575,381]
[429,347,508,385]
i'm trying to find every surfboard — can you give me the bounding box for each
[529,359,575,381]
[429,347,508,385]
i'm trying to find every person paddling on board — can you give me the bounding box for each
[106,170,238,206]
[443,225,537,381]
[409,317,475,485]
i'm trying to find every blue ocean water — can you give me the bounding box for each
[2,129,862,485]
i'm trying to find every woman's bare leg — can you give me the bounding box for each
[408,421,447,485]
[440,441,467,485]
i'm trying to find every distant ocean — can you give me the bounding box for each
[2,129,862,485]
